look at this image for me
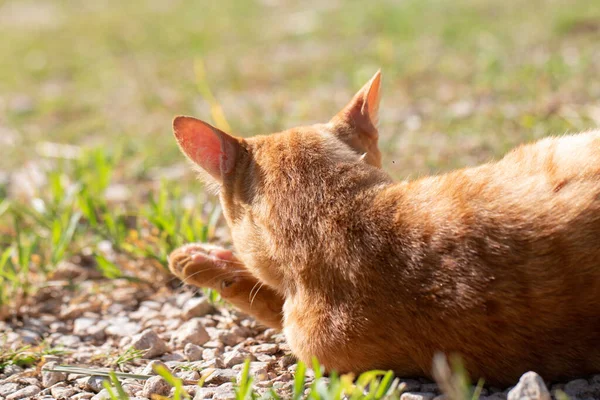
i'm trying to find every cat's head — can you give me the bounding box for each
[172,71,386,290]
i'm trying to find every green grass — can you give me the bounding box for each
[67,359,413,400]
[76,357,497,400]
[0,340,69,371]
[0,0,597,397]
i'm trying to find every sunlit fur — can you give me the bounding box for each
[169,72,600,386]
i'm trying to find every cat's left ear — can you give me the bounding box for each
[172,116,243,185]
[330,70,382,167]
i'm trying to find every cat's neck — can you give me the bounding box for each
[274,166,409,298]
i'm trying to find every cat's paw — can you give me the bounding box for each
[168,243,243,290]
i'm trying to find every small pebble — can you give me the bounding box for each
[42,361,68,388]
[6,385,41,400]
[184,343,204,361]
[223,349,254,367]
[203,347,222,360]
[400,393,436,400]
[171,318,210,348]
[205,368,238,385]
[142,375,171,397]
[82,375,107,393]
[182,297,214,319]
[72,393,95,399]
[0,383,20,397]
[91,389,111,400]
[507,371,550,400]
[3,364,23,376]
[212,382,236,400]
[194,386,217,399]
[51,384,78,399]
[141,360,170,375]
[564,378,589,397]
[131,328,169,358]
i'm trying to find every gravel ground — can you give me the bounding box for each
[1,262,599,400]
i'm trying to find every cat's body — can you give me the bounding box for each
[168,72,600,385]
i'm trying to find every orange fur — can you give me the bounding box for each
[169,71,600,385]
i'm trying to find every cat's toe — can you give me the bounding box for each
[179,243,212,256]
[167,248,191,276]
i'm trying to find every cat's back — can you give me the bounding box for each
[499,129,600,190]
[404,130,600,224]
[484,129,600,224]
[385,131,600,383]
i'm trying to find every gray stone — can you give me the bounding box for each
[213,382,236,400]
[215,330,243,347]
[202,347,222,360]
[142,375,170,397]
[182,297,214,320]
[20,329,41,344]
[564,378,589,397]
[3,364,23,376]
[565,380,600,399]
[420,383,440,394]
[184,343,204,361]
[141,360,170,375]
[42,361,68,388]
[200,357,224,369]
[507,371,550,400]
[72,393,95,400]
[0,383,20,397]
[161,352,186,362]
[140,300,162,310]
[235,362,269,382]
[51,384,78,399]
[177,370,200,382]
[73,317,98,335]
[249,343,279,355]
[171,319,210,348]
[223,349,254,368]
[203,340,225,350]
[194,386,217,399]
[399,379,422,392]
[255,353,275,363]
[54,334,81,347]
[131,329,169,358]
[400,393,436,400]
[205,368,238,385]
[122,382,144,395]
[91,389,111,400]
[81,375,107,393]
[6,385,41,400]
[105,317,141,337]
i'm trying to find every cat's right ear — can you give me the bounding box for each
[173,116,242,184]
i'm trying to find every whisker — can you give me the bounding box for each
[250,282,264,309]
[249,280,262,302]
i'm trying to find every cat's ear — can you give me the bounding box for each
[173,116,242,183]
[329,71,383,168]
[331,70,381,138]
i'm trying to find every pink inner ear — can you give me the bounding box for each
[173,116,225,179]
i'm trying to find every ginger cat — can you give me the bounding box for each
[168,71,600,386]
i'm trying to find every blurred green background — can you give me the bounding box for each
[2,0,599,176]
[0,0,599,308]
